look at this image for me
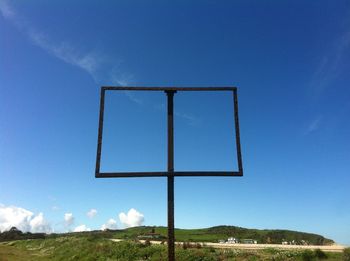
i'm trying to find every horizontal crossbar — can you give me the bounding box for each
[102,86,237,91]
[96,171,243,178]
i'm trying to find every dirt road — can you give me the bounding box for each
[110,239,346,252]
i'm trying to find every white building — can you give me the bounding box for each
[227,237,238,244]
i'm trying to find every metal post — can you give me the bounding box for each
[95,87,243,261]
[166,90,176,261]
[233,89,243,175]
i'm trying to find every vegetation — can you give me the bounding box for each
[0,225,334,246]
[0,227,45,242]
[0,226,339,260]
[205,226,333,245]
[105,225,334,245]
[343,247,350,261]
[0,236,346,261]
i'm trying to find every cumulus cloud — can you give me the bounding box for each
[119,208,144,228]
[87,209,97,219]
[0,204,51,233]
[74,224,91,232]
[29,213,51,233]
[101,218,117,230]
[64,213,74,227]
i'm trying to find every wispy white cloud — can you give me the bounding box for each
[119,208,144,228]
[304,116,322,135]
[29,32,102,77]
[154,103,199,126]
[48,195,59,211]
[25,28,109,84]
[51,206,59,211]
[109,66,134,86]
[124,91,143,105]
[48,195,57,202]
[0,204,52,233]
[87,209,97,219]
[1,1,160,110]
[0,0,133,89]
[175,111,199,126]
[1,0,154,108]
[0,0,14,19]
[310,30,350,95]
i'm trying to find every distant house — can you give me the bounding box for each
[227,237,239,244]
[241,239,257,244]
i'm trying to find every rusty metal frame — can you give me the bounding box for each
[95,86,243,178]
[95,86,243,261]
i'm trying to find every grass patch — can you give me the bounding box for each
[0,236,346,261]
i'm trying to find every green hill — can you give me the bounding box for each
[111,225,334,245]
[0,225,334,246]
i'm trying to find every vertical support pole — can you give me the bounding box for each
[233,89,243,175]
[95,88,105,177]
[166,90,176,261]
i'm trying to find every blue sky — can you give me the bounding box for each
[1,0,350,244]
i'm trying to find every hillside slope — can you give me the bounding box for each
[110,225,334,245]
[0,225,334,245]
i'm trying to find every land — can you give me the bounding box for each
[1,225,336,246]
[0,236,348,261]
[111,225,335,245]
[111,239,346,253]
[0,226,348,260]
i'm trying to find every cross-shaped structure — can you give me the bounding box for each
[95,87,243,261]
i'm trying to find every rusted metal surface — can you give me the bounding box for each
[95,88,105,176]
[95,171,242,178]
[166,90,175,261]
[95,86,243,261]
[95,87,243,178]
[233,89,244,175]
[102,86,237,91]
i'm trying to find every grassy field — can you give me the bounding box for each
[0,235,348,261]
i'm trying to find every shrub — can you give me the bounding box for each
[314,248,327,259]
[301,250,315,261]
[264,247,279,255]
[208,246,215,253]
[344,247,350,261]
[144,239,151,247]
[195,243,202,249]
